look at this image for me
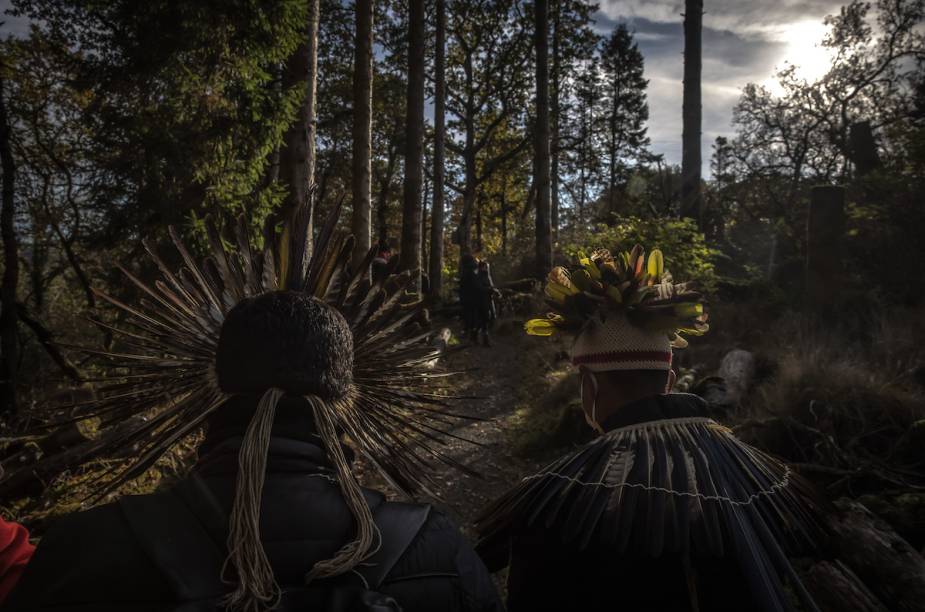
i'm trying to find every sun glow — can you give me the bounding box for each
[763,20,835,94]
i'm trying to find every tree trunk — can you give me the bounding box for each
[279,0,319,254]
[680,0,703,224]
[475,197,483,252]
[0,75,18,415]
[533,0,552,279]
[457,113,477,256]
[351,0,374,269]
[376,144,398,246]
[399,0,426,291]
[550,0,561,238]
[428,0,447,297]
[421,180,429,273]
[500,174,508,255]
[849,121,881,177]
[806,185,845,312]
[456,49,477,259]
[805,560,889,612]
[830,500,925,611]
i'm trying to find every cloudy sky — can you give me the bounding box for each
[594,0,846,173]
[2,0,845,176]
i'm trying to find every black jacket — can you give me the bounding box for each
[479,393,758,612]
[6,396,503,612]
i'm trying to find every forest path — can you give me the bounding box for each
[357,317,551,535]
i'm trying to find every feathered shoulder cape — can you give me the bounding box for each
[476,393,828,612]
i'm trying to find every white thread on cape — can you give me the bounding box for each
[519,416,794,507]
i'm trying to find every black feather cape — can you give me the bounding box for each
[475,393,828,612]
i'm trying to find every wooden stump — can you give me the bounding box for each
[831,500,925,611]
[849,121,881,176]
[805,560,889,612]
[718,349,755,409]
[806,186,845,310]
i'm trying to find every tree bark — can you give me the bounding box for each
[0,74,19,415]
[806,185,845,312]
[279,0,319,255]
[351,0,374,269]
[500,174,508,255]
[805,560,889,612]
[428,0,447,297]
[830,500,925,611]
[399,0,426,291]
[550,0,561,238]
[376,144,399,246]
[533,0,553,278]
[17,303,82,383]
[680,0,703,224]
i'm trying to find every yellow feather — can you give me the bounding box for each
[647,249,664,279]
[525,318,559,336]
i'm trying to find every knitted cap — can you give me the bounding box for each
[571,315,672,372]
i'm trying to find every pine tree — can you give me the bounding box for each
[429,0,447,297]
[534,0,552,278]
[566,60,602,224]
[351,0,374,268]
[444,0,531,260]
[681,0,703,223]
[399,0,426,290]
[550,0,598,235]
[599,24,650,221]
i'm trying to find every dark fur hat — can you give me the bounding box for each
[215,291,353,400]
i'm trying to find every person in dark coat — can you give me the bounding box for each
[0,209,501,612]
[476,247,828,612]
[7,394,502,612]
[458,254,480,343]
[474,261,499,346]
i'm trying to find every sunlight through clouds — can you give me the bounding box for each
[763,20,836,94]
[594,0,845,170]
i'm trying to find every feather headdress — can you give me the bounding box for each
[525,246,709,349]
[1,197,474,610]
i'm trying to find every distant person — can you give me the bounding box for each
[371,242,392,283]
[0,517,33,606]
[5,213,502,612]
[476,246,828,612]
[458,253,480,343]
[474,260,499,346]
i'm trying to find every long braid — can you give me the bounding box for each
[222,387,284,612]
[306,393,379,582]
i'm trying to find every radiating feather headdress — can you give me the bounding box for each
[1,197,473,610]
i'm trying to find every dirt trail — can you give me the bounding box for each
[358,317,550,534]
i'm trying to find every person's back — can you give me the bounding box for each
[7,396,500,612]
[477,247,827,612]
[2,214,502,612]
[503,523,752,611]
[458,255,480,341]
[479,392,758,612]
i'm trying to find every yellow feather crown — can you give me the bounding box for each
[525,246,709,349]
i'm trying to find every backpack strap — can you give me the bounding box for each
[357,502,432,589]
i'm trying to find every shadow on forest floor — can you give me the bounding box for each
[355,313,573,535]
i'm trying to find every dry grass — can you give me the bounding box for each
[735,305,925,496]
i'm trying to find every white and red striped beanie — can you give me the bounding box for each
[571,315,672,372]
